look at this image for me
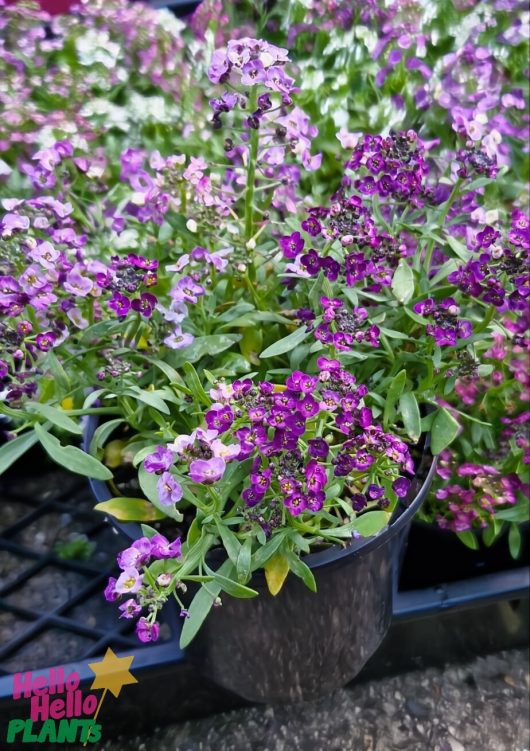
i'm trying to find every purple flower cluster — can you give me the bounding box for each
[432,449,527,533]
[191,361,414,521]
[313,297,380,350]
[104,533,182,643]
[448,210,529,310]
[413,297,473,347]
[345,131,430,207]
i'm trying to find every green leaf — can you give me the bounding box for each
[403,307,430,326]
[456,530,479,550]
[169,335,241,367]
[260,326,310,358]
[140,524,160,538]
[445,235,472,262]
[215,520,242,566]
[508,524,522,559]
[0,431,40,475]
[44,351,70,393]
[429,259,460,287]
[26,403,83,435]
[88,419,124,456]
[430,408,461,454]
[383,370,407,429]
[353,510,390,538]
[284,550,317,592]
[236,537,252,584]
[399,392,421,443]
[205,564,259,598]
[94,498,167,521]
[149,359,180,384]
[391,260,415,304]
[34,423,113,480]
[182,362,211,407]
[124,386,170,414]
[179,560,232,649]
[495,498,529,523]
[251,530,289,570]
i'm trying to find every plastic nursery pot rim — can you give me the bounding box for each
[84,413,438,572]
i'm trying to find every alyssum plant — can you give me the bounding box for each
[0,35,528,647]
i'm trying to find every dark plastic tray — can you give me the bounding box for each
[0,466,528,737]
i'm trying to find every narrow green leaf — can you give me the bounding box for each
[403,307,430,326]
[456,530,479,550]
[260,326,310,358]
[284,550,317,592]
[399,392,421,442]
[0,431,40,475]
[34,423,113,480]
[179,561,232,649]
[353,510,390,538]
[124,387,170,414]
[430,408,461,454]
[88,419,124,457]
[508,524,522,559]
[215,520,242,566]
[236,537,252,584]
[26,403,82,435]
[251,530,289,570]
[391,260,415,304]
[169,334,241,368]
[495,498,529,523]
[182,362,211,407]
[430,259,460,287]
[205,564,258,598]
[445,236,472,262]
[383,370,407,429]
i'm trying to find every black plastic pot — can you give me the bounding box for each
[85,415,436,702]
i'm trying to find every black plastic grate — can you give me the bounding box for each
[0,469,176,676]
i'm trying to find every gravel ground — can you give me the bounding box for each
[101,647,529,751]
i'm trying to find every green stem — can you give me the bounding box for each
[244,89,259,248]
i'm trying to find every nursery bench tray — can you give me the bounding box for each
[0,467,528,736]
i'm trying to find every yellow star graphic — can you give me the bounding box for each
[88,648,137,698]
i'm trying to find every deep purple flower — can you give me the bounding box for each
[150,534,182,560]
[279,231,304,259]
[157,472,184,506]
[136,617,160,643]
[108,292,131,317]
[301,216,322,237]
[35,331,57,352]
[308,438,329,459]
[242,486,266,507]
[284,493,307,516]
[205,404,234,434]
[393,477,411,498]
[367,484,385,500]
[351,493,367,512]
[131,292,157,317]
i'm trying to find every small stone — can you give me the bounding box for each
[405,697,431,719]
[448,737,465,751]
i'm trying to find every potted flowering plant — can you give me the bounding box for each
[1,0,528,702]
